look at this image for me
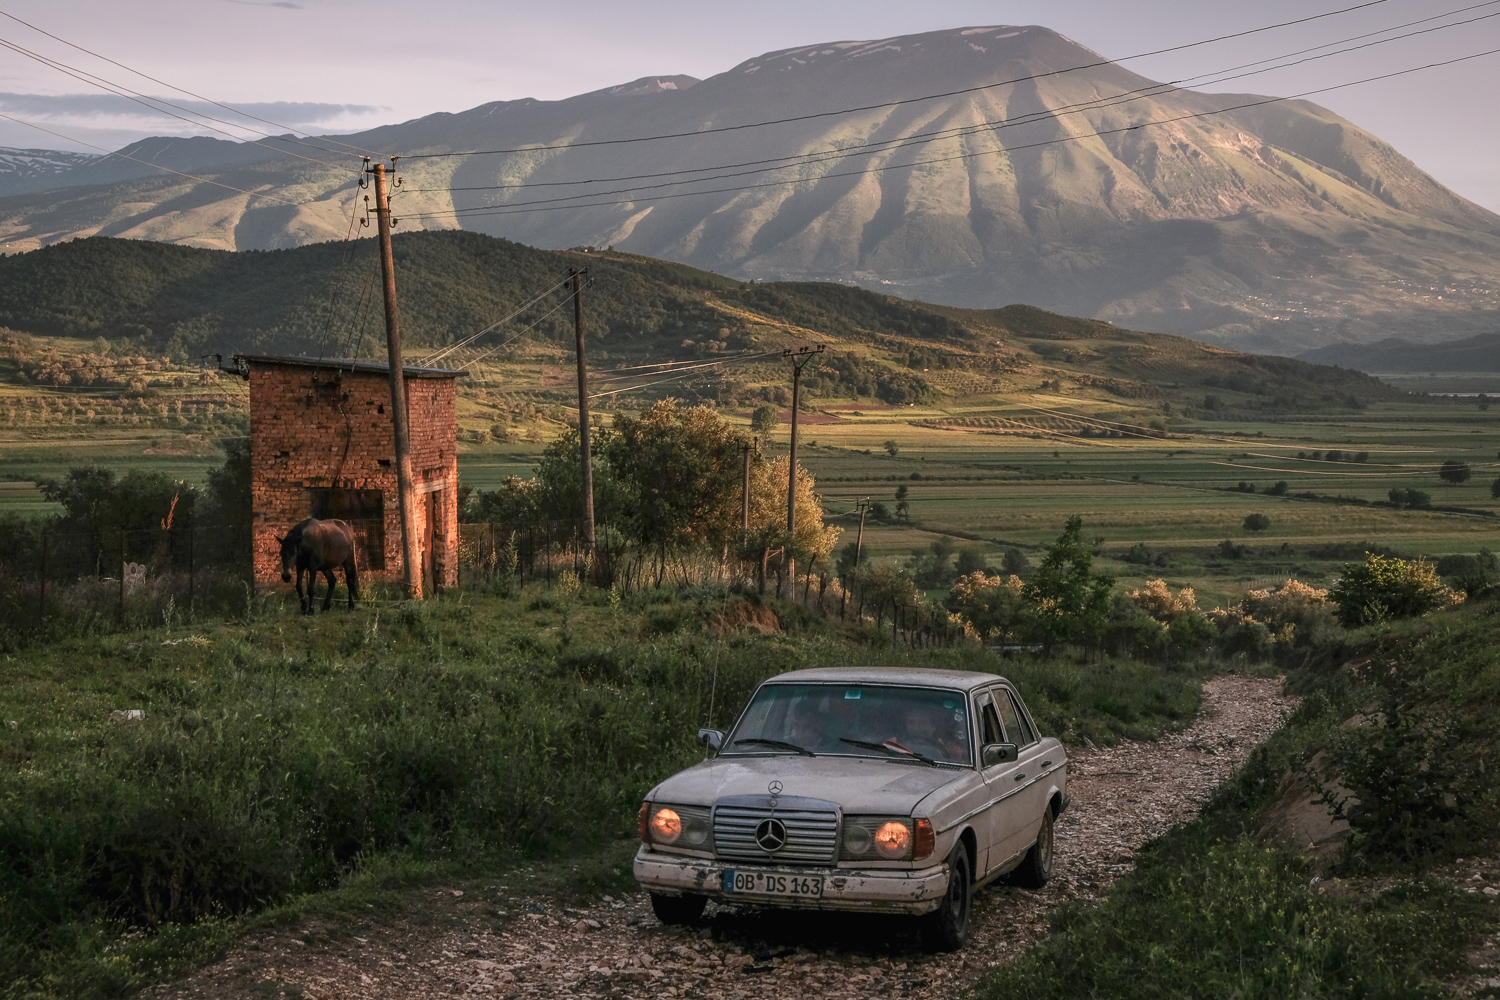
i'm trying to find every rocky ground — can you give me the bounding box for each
[145,675,1297,1000]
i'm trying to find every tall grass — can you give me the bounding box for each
[0,582,1209,997]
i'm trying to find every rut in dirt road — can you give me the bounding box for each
[147,674,1296,1000]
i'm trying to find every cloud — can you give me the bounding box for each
[0,92,384,133]
[225,1,305,8]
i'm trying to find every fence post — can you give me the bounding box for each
[118,530,126,620]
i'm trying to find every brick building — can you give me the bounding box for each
[242,356,464,592]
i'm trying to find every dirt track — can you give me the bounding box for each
[146,675,1296,1000]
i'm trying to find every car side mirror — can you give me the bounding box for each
[982,743,1019,767]
[697,728,724,753]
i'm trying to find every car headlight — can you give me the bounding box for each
[874,821,911,859]
[646,803,710,849]
[842,816,921,861]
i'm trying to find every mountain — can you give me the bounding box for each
[1299,331,1500,372]
[1,27,1497,356]
[0,147,101,196]
[0,232,1397,416]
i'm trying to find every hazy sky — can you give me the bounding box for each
[0,0,1495,210]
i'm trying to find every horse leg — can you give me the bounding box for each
[297,566,311,615]
[345,558,359,609]
[322,567,336,611]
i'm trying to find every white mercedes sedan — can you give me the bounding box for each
[633,667,1068,951]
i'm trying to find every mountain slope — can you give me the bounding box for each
[1,27,1496,354]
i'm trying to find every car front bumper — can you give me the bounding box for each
[633,848,950,914]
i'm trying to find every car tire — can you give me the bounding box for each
[1012,808,1055,889]
[919,843,972,952]
[649,892,707,925]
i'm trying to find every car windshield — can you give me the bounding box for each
[727,683,972,766]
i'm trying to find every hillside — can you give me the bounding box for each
[0,233,1397,418]
[1299,331,1500,372]
[0,27,1496,355]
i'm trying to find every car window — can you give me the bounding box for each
[978,696,1004,746]
[993,688,1024,746]
[1004,690,1037,746]
[727,683,972,765]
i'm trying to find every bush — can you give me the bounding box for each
[1323,654,1500,869]
[1126,579,1197,623]
[1329,553,1462,626]
[1242,512,1271,533]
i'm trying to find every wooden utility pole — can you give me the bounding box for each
[853,497,869,569]
[371,159,422,600]
[571,268,595,551]
[782,345,823,599]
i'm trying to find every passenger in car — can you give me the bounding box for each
[899,703,967,762]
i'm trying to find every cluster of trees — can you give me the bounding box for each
[462,399,840,573]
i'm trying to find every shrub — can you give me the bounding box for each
[1329,553,1462,626]
[1240,579,1335,646]
[1322,653,1500,869]
[1243,512,1271,533]
[1127,578,1197,623]
[945,571,1026,640]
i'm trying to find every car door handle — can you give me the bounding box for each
[1014,773,1026,782]
[1042,760,1052,768]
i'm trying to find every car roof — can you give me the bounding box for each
[760,667,1007,692]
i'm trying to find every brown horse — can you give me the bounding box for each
[279,517,359,614]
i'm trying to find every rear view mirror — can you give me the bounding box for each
[697,728,724,752]
[982,743,1019,767]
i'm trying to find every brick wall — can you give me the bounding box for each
[249,361,459,592]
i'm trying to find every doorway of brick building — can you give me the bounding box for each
[423,488,440,593]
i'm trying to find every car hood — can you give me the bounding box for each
[648,754,963,815]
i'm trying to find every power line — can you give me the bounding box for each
[417,276,577,366]
[0,6,385,160]
[0,33,355,168]
[407,2,1500,201]
[403,0,1395,160]
[406,46,1500,222]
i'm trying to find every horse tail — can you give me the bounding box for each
[346,552,360,604]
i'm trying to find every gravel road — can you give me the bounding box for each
[147,674,1295,1000]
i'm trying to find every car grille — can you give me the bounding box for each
[712,794,840,865]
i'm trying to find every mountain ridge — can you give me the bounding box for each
[0,24,1497,355]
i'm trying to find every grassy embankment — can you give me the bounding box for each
[0,580,1212,999]
[977,598,1500,1000]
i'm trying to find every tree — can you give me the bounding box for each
[1439,460,1472,485]
[1021,516,1114,650]
[1491,474,1500,500]
[750,404,780,437]
[895,485,910,522]
[884,440,900,458]
[1243,513,1271,533]
[1265,481,1289,497]
[954,548,988,576]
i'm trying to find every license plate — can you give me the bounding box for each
[721,870,824,898]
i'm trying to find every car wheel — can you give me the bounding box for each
[1012,808,1055,889]
[919,843,972,952]
[649,892,707,925]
